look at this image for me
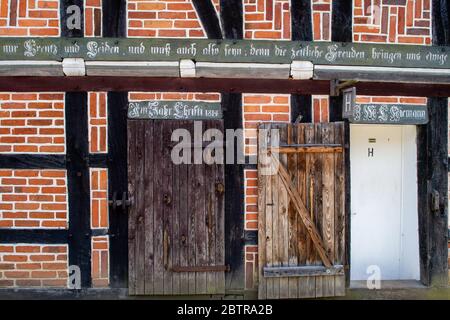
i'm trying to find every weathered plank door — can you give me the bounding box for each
[258,122,346,299]
[128,120,225,295]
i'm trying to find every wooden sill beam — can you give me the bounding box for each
[263,265,344,278]
[3,77,450,97]
[271,144,343,153]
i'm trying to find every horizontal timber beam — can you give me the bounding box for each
[2,77,450,97]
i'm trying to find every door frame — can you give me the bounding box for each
[349,124,420,282]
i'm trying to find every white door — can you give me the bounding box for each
[350,125,420,281]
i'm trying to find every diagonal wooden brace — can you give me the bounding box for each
[270,154,333,268]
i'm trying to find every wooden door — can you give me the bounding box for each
[258,122,346,299]
[128,120,225,296]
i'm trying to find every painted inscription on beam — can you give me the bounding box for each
[0,38,450,69]
[128,101,222,120]
[350,104,428,125]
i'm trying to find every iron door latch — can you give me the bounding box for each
[109,191,132,211]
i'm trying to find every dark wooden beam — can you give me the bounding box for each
[417,97,449,286]
[433,0,450,46]
[331,0,352,43]
[291,94,312,123]
[417,5,449,286]
[192,0,222,39]
[291,0,312,41]
[6,77,450,97]
[222,92,245,291]
[103,0,128,289]
[220,0,243,39]
[0,154,66,169]
[291,0,313,124]
[60,0,84,37]
[102,0,126,38]
[107,92,129,288]
[65,92,91,288]
[220,0,245,292]
[0,230,68,244]
[330,0,352,288]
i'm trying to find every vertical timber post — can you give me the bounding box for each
[417,0,449,286]
[103,0,129,288]
[61,0,91,288]
[330,0,352,287]
[220,0,245,292]
[291,0,312,123]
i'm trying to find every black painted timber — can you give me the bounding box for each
[220,1,245,291]
[222,92,245,291]
[416,1,449,287]
[0,230,68,244]
[102,0,127,38]
[417,97,449,286]
[60,0,84,37]
[103,1,129,289]
[291,94,312,123]
[0,154,66,169]
[192,0,223,39]
[107,92,129,288]
[65,92,91,288]
[291,0,312,124]
[433,0,450,46]
[331,0,352,43]
[330,0,352,287]
[220,0,243,39]
[291,0,312,42]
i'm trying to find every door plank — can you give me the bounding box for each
[178,122,190,295]
[334,122,346,296]
[127,120,137,295]
[320,123,336,297]
[135,121,146,295]
[144,121,154,295]
[287,124,299,299]
[258,123,268,299]
[195,156,207,294]
[278,124,289,299]
[153,121,164,295]
[204,120,217,294]
[271,154,333,268]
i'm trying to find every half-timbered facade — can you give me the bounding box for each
[0,0,448,299]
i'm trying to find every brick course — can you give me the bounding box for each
[0,92,65,154]
[90,168,108,229]
[243,0,291,40]
[127,0,219,38]
[353,0,432,45]
[85,0,102,37]
[91,236,109,287]
[0,169,68,229]
[0,244,68,288]
[0,0,60,36]
[88,92,108,154]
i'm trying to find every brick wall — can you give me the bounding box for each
[0,169,68,229]
[0,93,65,154]
[243,0,291,40]
[88,92,108,154]
[0,244,68,288]
[85,0,102,37]
[0,0,60,36]
[245,245,258,289]
[127,0,220,38]
[90,168,108,229]
[91,236,109,287]
[353,0,431,44]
